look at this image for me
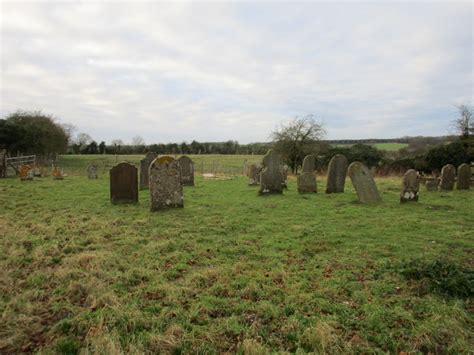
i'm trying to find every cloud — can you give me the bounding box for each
[1,1,472,143]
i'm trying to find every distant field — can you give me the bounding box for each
[334,143,409,151]
[58,154,264,176]
[0,172,473,353]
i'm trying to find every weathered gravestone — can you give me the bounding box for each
[425,177,439,191]
[248,163,262,186]
[281,165,289,190]
[178,156,194,186]
[19,164,33,181]
[297,154,317,193]
[110,162,138,204]
[140,152,158,190]
[149,156,183,211]
[439,164,455,191]
[457,163,471,190]
[400,169,419,203]
[347,161,381,203]
[326,154,348,193]
[87,164,98,179]
[259,149,284,195]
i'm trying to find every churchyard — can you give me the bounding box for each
[1,153,473,354]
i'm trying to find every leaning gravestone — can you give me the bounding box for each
[178,156,194,186]
[87,164,98,179]
[140,152,158,190]
[110,162,138,204]
[326,154,348,193]
[347,161,381,203]
[149,156,183,211]
[259,149,283,195]
[297,154,317,193]
[248,163,262,186]
[400,169,419,203]
[425,177,439,191]
[457,163,471,190]
[439,164,455,191]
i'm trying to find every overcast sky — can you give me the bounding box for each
[1,1,472,144]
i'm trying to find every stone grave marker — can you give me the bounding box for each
[457,163,471,190]
[425,177,439,191]
[326,154,348,193]
[297,154,317,193]
[149,156,183,211]
[400,169,419,203]
[0,149,6,178]
[110,162,138,204]
[140,152,158,190]
[281,165,288,190]
[259,149,284,194]
[178,156,194,186]
[347,161,381,203]
[248,163,262,186]
[87,164,98,179]
[439,164,455,191]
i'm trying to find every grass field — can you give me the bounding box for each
[58,154,263,176]
[1,172,473,353]
[334,143,409,151]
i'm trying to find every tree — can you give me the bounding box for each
[75,132,93,146]
[98,141,106,154]
[271,114,326,173]
[0,110,70,155]
[454,104,473,139]
[131,135,145,146]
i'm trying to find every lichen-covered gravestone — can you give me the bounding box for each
[87,164,98,179]
[110,162,138,204]
[347,161,381,203]
[439,164,455,191]
[326,154,348,193]
[149,156,183,211]
[259,149,284,195]
[297,154,317,193]
[425,177,439,191]
[248,163,262,186]
[178,156,194,186]
[457,163,471,190]
[400,169,419,203]
[140,152,158,190]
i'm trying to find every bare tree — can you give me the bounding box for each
[271,114,326,173]
[455,104,473,139]
[75,132,93,146]
[111,139,124,146]
[131,135,145,146]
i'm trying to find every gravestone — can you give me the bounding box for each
[457,163,471,190]
[281,165,288,190]
[425,177,439,191]
[149,156,183,211]
[19,164,33,180]
[0,149,6,178]
[347,161,381,203]
[248,163,262,186]
[178,156,194,186]
[140,152,158,190]
[297,154,317,193]
[110,162,138,204]
[400,169,419,203]
[87,164,98,179]
[326,154,348,193]
[439,164,455,191]
[259,149,284,195]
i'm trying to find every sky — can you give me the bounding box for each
[0,1,472,144]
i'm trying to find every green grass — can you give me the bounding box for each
[58,154,263,176]
[334,143,409,151]
[1,172,473,353]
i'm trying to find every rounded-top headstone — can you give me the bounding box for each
[347,161,381,203]
[259,149,284,194]
[110,162,138,204]
[178,155,195,186]
[326,154,348,193]
[301,154,315,173]
[140,152,158,190]
[457,163,471,190]
[297,154,317,193]
[439,164,455,191]
[87,164,98,179]
[400,169,419,203]
[149,156,183,211]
